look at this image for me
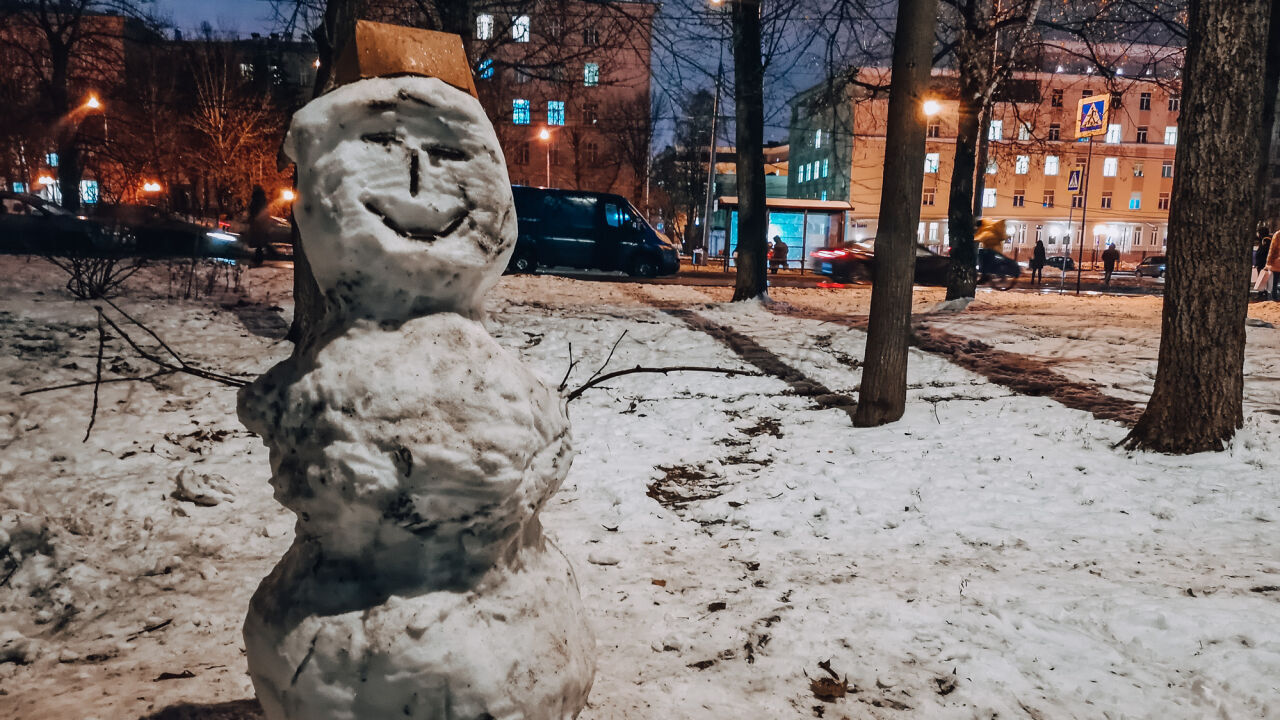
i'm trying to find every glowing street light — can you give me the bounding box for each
[922,99,942,117]
[85,94,101,110]
[537,127,552,186]
[37,175,55,186]
[143,181,162,193]
[281,189,296,202]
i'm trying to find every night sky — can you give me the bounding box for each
[153,0,277,36]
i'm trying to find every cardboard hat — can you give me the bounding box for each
[332,20,477,98]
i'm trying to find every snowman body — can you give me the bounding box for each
[238,76,594,720]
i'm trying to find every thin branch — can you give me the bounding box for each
[22,369,177,396]
[580,330,630,390]
[558,341,578,392]
[100,296,183,365]
[566,365,761,402]
[84,308,106,442]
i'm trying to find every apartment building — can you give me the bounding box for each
[791,48,1185,262]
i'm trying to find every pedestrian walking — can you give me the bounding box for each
[1102,243,1120,288]
[1030,239,1047,283]
[1268,230,1280,300]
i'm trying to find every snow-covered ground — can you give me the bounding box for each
[2,256,1278,719]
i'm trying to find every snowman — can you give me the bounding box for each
[237,25,594,720]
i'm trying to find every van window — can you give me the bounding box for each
[545,193,595,237]
[604,202,629,228]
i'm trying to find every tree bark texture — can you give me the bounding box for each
[854,0,939,427]
[286,0,364,348]
[944,82,981,299]
[1257,0,1280,223]
[730,0,768,302]
[1124,0,1268,454]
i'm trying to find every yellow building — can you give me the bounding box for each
[790,52,1183,263]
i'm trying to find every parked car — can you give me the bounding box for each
[506,186,679,277]
[94,204,247,260]
[1135,255,1167,278]
[0,191,132,256]
[1045,255,1075,271]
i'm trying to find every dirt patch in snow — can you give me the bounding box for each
[647,463,728,509]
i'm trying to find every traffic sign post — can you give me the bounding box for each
[1073,93,1110,294]
[1067,170,1082,192]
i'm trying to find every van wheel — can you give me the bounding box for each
[628,255,659,278]
[508,250,536,274]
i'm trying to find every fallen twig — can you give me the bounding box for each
[84,310,107,442]
[565,365,760,402]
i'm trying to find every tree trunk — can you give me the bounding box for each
[971,107,991,218]
[944,82,981,299]
[1124,0,1268,454]
[854,0,939,427]
[286,0,364,348]
[730,0,768,302]
[1257,0,1280,223]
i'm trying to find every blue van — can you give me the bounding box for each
[506,186,679,277]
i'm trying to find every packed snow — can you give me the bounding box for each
[1,256,1279,719]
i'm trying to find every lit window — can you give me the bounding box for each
[512,15,530,42]
[476,13,493,40]
[1100,192,1113,209]
[1043,190,1055,208]
[240,63,253,79]
[1129,192,1141,210]
[547,101,564,126]
[821,190,827,201]
[1162,160,1174,178]
[1018,122,1032,141]
[814,129,822,148]
[583,62,599,87]
[1164,126,1178,145]
[988,119,1003,141]
[1015,155,1029,175]
[922,188,935,206]
[982,188,997,208]
[1106,124,1122,143]
[821,158,828,177]
[987,159,997,175]
[1158,192,1170,210]
[478,59,494,79]
[1103,157,1118,177]
[46,152,58,168]
[1013,191,1025,207]
[924,152,939,173]
[512,98,530,125]
[1045,155,1060,176]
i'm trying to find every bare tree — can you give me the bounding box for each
[729,0,768,301]
[1122,0,1269,453]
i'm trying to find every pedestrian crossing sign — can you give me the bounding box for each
[1067,169,1082,192]
[1076,93,1110,138]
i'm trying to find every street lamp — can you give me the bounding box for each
[281,189,297,202]
[85,94,101,110]
[142,181,162,193]
[922,99,942,117]
[37,174,55,186]
[538,127,552,187]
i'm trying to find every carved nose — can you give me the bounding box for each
[409,150,421,197]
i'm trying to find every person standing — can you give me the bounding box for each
[770,235,788,274]
[1030,239,1047,283]
[1102,243,1120,288]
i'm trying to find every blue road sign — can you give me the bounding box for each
[1067,169,1082,192]
[1076,93,1110,138]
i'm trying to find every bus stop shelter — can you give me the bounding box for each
[711,196,853,271]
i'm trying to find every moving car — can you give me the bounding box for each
[0,191,132,256]
[1135,255,1166,278]
[506,186,679,277]
[94,204,246,259]
[1045,255,1075,271]
[812,240,1020,289]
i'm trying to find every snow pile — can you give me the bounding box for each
[238,77,593,720]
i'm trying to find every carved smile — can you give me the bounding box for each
[363,201,467,242]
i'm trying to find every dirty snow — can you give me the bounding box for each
[1,256,1278,719]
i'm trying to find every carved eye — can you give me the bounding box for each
[424,144,469,161]
[361,132,398,146]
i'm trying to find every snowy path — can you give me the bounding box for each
[2,263,1278,719]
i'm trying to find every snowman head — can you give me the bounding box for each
[284,76,515,319]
